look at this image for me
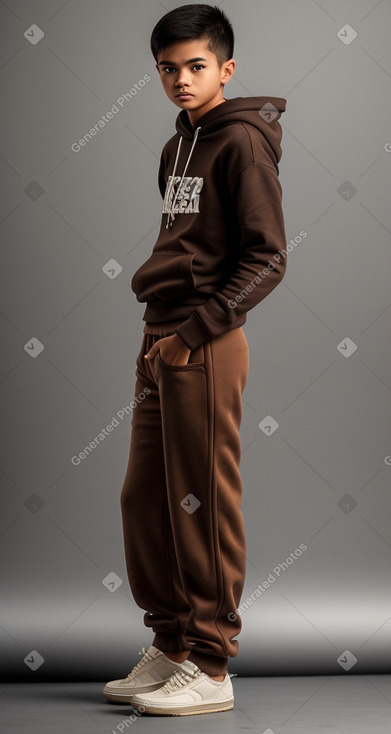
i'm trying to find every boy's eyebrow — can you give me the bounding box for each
[157,57,208,66]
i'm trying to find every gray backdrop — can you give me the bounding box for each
[1,0,391,682]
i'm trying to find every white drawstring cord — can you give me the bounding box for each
[166,126,202,229]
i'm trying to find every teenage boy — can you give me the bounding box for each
[104,3,287,716]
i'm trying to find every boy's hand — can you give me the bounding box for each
[144,333,191,366]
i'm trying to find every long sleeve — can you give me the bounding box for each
[175,160,288,351]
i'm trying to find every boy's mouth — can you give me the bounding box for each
[175,92,194,98]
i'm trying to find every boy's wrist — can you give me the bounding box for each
[174,330,191,350]
[175,314,210,352]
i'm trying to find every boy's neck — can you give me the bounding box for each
[186,97,227,128]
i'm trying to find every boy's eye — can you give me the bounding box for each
[162,65,205,73]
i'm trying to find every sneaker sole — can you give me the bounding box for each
[131,698,234,716]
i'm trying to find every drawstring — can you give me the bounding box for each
[165,126,202,229]
[164,137,183,228]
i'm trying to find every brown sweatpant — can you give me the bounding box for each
[120,318,249,677]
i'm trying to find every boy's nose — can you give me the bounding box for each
[176,75,191,86]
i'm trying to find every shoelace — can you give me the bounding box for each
[160,666,202,694]
[126,646,153,680]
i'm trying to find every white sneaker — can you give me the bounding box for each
[130,658,234,716]
[103,645,190,703]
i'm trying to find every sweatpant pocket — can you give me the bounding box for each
[156,350,205,371]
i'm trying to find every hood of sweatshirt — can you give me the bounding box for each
[176,95,285,155]
[164,95,286,227]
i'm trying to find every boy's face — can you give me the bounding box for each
[156,39,235,125]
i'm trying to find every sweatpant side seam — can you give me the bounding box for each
[206,339,227,658]
[164,490,178,617]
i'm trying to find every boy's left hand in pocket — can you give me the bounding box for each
[144,333,191,366]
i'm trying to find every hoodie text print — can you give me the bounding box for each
[131,96,288,350]
[162,175,204,216]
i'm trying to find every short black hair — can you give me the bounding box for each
[150,4,234,69]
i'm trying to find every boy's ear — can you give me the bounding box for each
[221,58,235,84]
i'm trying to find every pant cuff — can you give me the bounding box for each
[186,649,228,677]
[152,632,192,653]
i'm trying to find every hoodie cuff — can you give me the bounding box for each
[174,313,211,351]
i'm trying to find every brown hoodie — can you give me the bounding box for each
[131,95,288,350]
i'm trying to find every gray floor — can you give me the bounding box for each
[1,675,391,733]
